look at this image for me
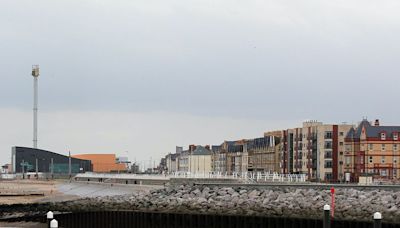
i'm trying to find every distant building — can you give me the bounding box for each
[158,158,167,173]
[176,146,183,154]
[72,154,126,173]
[189,146,212,173]
[11,147,92,174]
[116,156,131,169]
[345,119,400,182]
[247,136,280,173]
[1,164,11,174]
[178,148,190,172]
[165,153,178,173]
[226,140,247,173]
[211,136,280,175]
[281,121,353,182]
[211,145,224,173]
[130,163,140,173]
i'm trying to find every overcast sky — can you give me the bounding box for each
[1,0,400,167]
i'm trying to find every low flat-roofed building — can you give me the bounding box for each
[11,147,92,174]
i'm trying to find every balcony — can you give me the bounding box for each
[324,153,332,159]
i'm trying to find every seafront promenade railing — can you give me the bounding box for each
[75,172,307,183]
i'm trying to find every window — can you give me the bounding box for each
[394,133,399,141]
[340,132,344,136]
[325,141,333,149]
[324,161,333,168]
[369,156,373,163]
[325,173,333,180]
[345,157,351,165]
[340,142,344,146]
[394,144,398,151]
[381,133,386,140]
[368,169,374,174]
[325,131,333,139]
[339,151,343,155]
[382,144,386,151]
[369,144,373,150]
[324,151,332,159]
[381,156,385,164]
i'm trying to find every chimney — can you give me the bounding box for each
[375,119,380,126]
[189,144,196,152]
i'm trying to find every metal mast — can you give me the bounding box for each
[31,65,40,148]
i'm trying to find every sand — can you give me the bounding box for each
[0,180,76,205]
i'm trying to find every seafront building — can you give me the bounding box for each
[161,118,400,183]
[344,119,400,182]
[10,147,133,176]
[72,154,127,173]
[247,135,281,173]
[280,121,352,182]
[11,147,92,175]
[189,146,212,173]
[166,135,280,175]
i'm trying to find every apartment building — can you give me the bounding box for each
[168,145,213,173]
[225,140,246,174]
[165,153,178,173]
[211,135,280,174]
[281,121,352,182]
[189,146,212,173]
[211,145,226,173]
[344,119,400,181]
[247,135,280,173]
[177,149,190,172]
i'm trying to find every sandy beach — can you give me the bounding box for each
[0,180,78,205]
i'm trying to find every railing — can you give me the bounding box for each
[75,172,308,183]
[172,171,309,183]
[0,174,17,179]
[31,210,394,228]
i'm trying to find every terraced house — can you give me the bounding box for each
[210,135,281,175]
[247,135,280,173]
[345,119,400,182]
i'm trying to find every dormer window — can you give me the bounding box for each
[381,133,386,140]
[394,133,398,141]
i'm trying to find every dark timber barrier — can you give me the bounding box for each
[48,211,400,228]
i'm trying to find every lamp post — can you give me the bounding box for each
[31,65,40,149]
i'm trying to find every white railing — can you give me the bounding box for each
[0,174,17,179]
[75,172,307,183]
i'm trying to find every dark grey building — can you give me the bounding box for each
[11,147,92,174]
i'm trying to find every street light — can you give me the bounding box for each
[31,65,40,149]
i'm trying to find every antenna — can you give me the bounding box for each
[31,65,40,148]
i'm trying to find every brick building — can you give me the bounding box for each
[344,119,400,182]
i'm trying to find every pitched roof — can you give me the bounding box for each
[347,119,400,139]
[366,126,400,138]
[346,127,355,139]
[192,146,212,155]
[211,145,221,152]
